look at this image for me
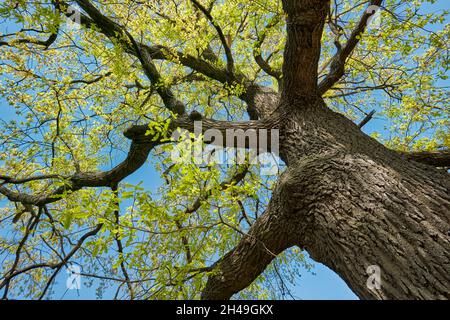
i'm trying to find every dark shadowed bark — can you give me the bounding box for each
[201,92,450,300]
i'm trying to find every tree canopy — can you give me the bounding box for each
[0,0,448,299]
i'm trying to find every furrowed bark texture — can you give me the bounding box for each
[202,0,450,300]
[281,0,329,97]
[202,97,450,300]
[278,102,450,300]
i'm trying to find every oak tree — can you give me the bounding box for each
[0,0,449,299]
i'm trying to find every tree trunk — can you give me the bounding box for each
[202,98,450,300]
[197,0,450,300]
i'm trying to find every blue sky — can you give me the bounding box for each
[1,0,448,300]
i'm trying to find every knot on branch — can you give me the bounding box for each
[123,124,149,140]
[189,110,203,121]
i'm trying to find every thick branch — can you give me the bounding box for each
[281,0,330,98]
[0,31,58,49]
[201,195,292,299]
[400,150,450,168]
[0,174,62,185]
[253,15,282,80]
[61,0,231,85]
[0,115,272,207]
[55,0,277,119]
[318,0,383,95]
[358,109,376,128]
[240,85,280,120]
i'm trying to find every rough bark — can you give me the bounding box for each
[201,0,450,300]
[202,96,450,300]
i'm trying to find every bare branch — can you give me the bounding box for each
[111,184,135,299]
[358,110,376,128]
[72,0,186,115]
[190,0,235,78]
[318,0,384,95]
[0,114,274,207]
